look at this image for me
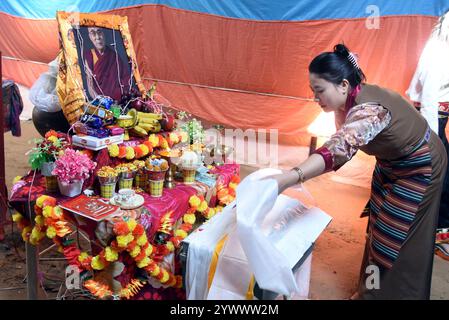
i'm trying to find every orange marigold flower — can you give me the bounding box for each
[42,197,57,208]
[134,146,144,159]
[132,224,145,236]
[142,141,153,152]
[45,129,58,139]
[155,268,166,281]
[179,223,193,233]
[134,249,148,262]
[171,236,183,248]
[113,221,130,235]
[230,175,240,184]
[118,146,127,158]
[127,240,137,251]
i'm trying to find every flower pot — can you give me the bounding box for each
[57,179,84,197]
[41,162,55,177]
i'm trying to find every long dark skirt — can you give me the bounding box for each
[358,131,447,299]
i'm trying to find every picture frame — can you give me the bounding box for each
[56,11,146,124]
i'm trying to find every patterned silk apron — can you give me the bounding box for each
[368,127,432,269]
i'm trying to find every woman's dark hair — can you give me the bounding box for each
[309,44,366,87]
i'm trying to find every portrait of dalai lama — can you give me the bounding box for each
[81,27,132,101]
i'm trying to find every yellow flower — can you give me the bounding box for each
[30,228,45,245]
[105,247,119,262]
[160,138,169,150]
[198,201,208,213]
[140,144,149,156]
[136,234,147,246]
[165,241,175,252]
[91,256,105,270]
[125,146,135,160]
[47,136,58,144]
[129,245,141,258]
[183,213,196,225]
[189,195,201,208]
[108,144,119,157]
[160,269,170,283]
[127,219,137,233]
[145,244,154,256]
[205,208,216,220]
[149,264,160,277]
[34,215,44,226]
[42,206,53,218]
[136,257,151,268]
[78,252,89,262]
[117,234,134,248]
[174,229,188,239]
[12,212,23,223]
[36,195,49,208]
[46,226,56,239]
[148,134,159,147]
[21,226,32,242]
[12,176,22,184]
[229,182,237,190]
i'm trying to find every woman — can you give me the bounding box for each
[270,44,447,299]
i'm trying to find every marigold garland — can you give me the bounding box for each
[12,195,72,246]
[107,132,185,160]
[12,172,239,300]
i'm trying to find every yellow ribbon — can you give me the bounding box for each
[207,235,256,300]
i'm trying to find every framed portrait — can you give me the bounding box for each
[56,11,146,124]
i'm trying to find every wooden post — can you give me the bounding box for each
[25,202,38,300]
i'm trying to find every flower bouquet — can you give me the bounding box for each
[28,130,68,175]
[28,130,68,192]
[52,148,96,197]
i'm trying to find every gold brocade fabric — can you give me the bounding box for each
[56,11,146,124]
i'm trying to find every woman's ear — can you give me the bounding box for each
[340,79,350,95]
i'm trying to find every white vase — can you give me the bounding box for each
[57,179,84,197]
[41,162,55,177]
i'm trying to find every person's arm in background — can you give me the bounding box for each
[269,104,392,194]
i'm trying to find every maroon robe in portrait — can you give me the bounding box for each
[84,46,131,100]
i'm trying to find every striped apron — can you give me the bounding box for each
[367,127,432,269]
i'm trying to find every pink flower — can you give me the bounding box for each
[52,149,96,183]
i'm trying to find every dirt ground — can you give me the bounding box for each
[1,121,448,300]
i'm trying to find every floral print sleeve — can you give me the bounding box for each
[314,103,391,171]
